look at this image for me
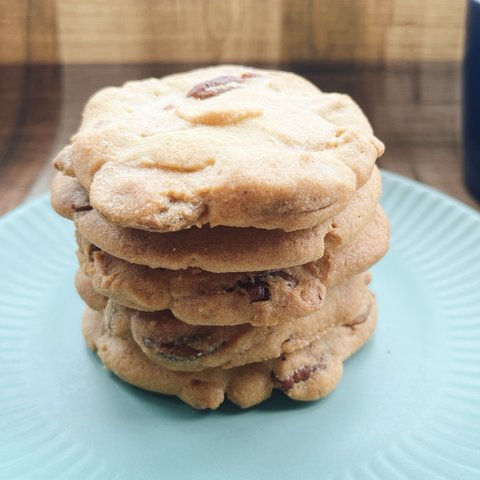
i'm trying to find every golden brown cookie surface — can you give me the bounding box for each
[82,299,377,409]
[76,206,389,326]
[81,273,371,371]
[53,66,384,233]
[51,166,381,272]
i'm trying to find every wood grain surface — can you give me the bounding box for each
[1,0,466,64]
[1,62,477,216]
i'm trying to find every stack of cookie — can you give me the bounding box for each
[51,66,388,409]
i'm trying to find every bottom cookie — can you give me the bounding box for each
[83,298,377,409]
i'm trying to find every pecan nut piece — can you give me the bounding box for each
[187,75,244,99]
[142,334,226,361]
[231,270,298,303]
[237,276,271,303]
[186,72,259,100]
[274,355,328,391]
[131,312,249,364]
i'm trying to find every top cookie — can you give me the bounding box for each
[53,65,384,232]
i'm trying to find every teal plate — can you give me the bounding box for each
[1,171,480,479]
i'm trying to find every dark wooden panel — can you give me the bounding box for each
[0,65,61,213]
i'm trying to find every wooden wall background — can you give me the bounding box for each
[1,0,466,65]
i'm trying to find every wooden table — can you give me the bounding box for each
[1,63,478,215]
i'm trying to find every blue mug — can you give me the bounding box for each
[464,0,480,201]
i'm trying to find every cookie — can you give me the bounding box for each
[51,166,381,273]
[53,66,384,233]
[81,272,371,371]
[76,206,388,326]
[75,268,107,312]
[83,298,377,409]
[326,165,382,248]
